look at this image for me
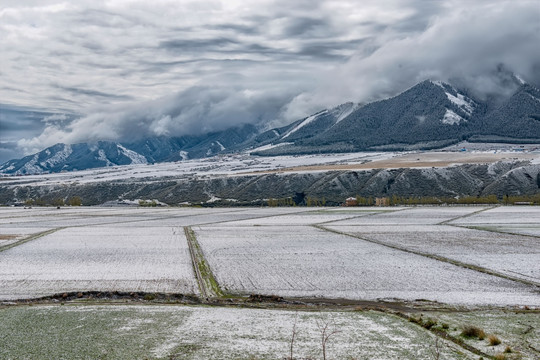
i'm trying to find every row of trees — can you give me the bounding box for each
[355,194,540,206]
[24,196,82,206]
[267,196,327,207]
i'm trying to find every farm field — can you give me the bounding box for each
[448,206,540,237]
[0,225,198,299]
[0,304,527,360]
[1,206,539,303]
[195,224,538,305]
[324,224,540,284]
[0,205,539,359]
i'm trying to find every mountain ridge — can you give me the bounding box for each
[2,79,540,175]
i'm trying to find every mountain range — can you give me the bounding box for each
[2,78,540,175]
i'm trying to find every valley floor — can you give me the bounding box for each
[0,205,538,359]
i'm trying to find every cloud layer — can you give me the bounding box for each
[1,0,539,159]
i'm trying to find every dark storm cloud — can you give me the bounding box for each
[208,23,261,35]
[0,104,52,134]
[0,141,21,164]
[0,104,73,161]
[1,0,539,159]
[159,38,240,52]
[283,17,332,38]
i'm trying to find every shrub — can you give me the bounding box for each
[493,353,506,360]
[422,318,437,329]
[143,294,156,301]
[441,323,449,330]
[503,346,512,353]
[488,334,501,346]
[68,196,82,206]
[461,325,486,340]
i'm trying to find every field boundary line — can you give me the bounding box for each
[390,311,493,359]
[186,208,330,227]
[317,206,412,226]
[183,226,224,299]
[0,228,63,253]
[314,224,540,288]
[437,205,495,225]
[463,224,540,239]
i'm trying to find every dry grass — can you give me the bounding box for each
[488,334,501,346]
[239,152,538,175]
[460,325,486,340]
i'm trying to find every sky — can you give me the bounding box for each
[1,0,539,163]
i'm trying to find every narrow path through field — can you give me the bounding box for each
[184,226,224,299]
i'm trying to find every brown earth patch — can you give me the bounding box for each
[238,152,537,175]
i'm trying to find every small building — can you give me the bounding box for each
[345,197,358,206]
[375,197,389,206]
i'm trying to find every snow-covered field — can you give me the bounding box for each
[194,224,539,306]
[0,206,538,306]
[327,224,540,283]
[449,206,540,225]
[0,226,198,299]
[326,206,484,225]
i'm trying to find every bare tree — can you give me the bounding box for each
[317,317,341,360]
[288,312,299,360]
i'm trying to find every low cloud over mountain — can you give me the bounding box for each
[1,0,539,161]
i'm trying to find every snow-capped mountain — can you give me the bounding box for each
[0,142,148,175]
[2,79,539,175]
[0,125,257,175]
[251,79,540,155]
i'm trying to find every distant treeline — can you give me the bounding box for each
[15,193,540,208]
[24,196,82,207]
[353,194,540,206]
[265,194,540,207]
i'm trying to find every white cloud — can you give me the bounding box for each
[284,0,540,117]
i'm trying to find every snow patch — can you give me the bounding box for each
[117,145,147,164]
[249,142,293,153]
[442,109,466,125]
[333,103,357,123]
[445,92,475,115]
[179,151,188,160]
[282,110,327,139]
[527,93,540,104]
[97,150,114,166]
[206,195,221,203]
[20,154,43,174]
[515,74,526,85]
[215,141,225,151]
[432,80,445,89]
[432,80,475,115]
[40,144,73,168]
